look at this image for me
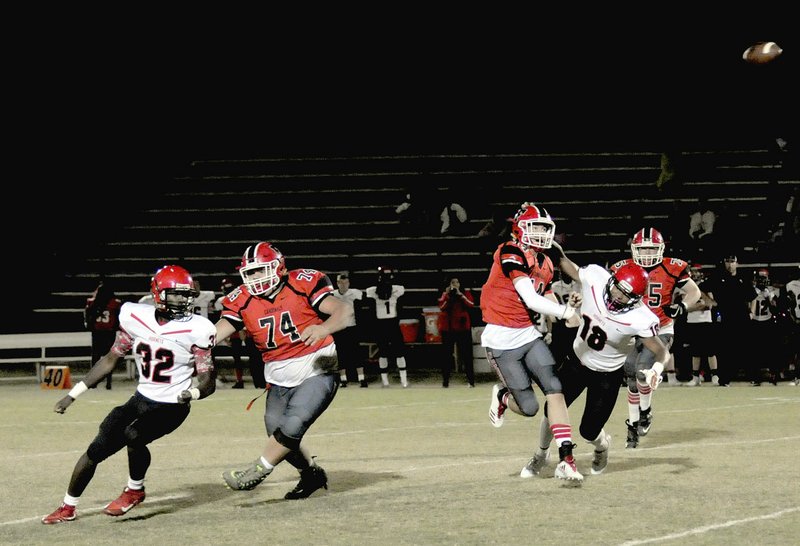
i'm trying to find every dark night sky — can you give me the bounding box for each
[6,25,795,300]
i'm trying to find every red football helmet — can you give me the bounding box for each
[240,242,287,296]
[510,202,555,251]
[151,265,198,321]
[630,227,665,268]
[604,263,649,314]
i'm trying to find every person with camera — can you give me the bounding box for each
[437,277,476,387]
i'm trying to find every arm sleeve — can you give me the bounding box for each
[513,276,574,320]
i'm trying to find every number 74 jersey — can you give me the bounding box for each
[572,264,661,373]
[220,268,336,362]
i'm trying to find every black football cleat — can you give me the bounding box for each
[284,465,328,500]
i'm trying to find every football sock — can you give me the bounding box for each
[627,389,641,423]
[538,417,554,451]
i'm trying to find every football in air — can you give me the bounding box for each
[742,42,783,64]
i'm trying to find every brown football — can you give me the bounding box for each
[742,41,783,64]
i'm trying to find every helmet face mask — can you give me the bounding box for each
[604,263,649,314]
[631,227,665,268]
[754,268,770,289]
[151,265,198,321]
[240,242,286,296]
[511,203,555,251]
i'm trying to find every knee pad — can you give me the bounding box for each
[273,428,301,451]
[515,394,540,417]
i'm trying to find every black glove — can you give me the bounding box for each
[662,302,686,318]
[177,390,193,404]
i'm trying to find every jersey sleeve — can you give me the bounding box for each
[221,290,247,326]
[499,242,529,279]
[300,270,335,308]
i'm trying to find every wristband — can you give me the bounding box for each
[651,361,664,377]
[68,381,89,399]
[189,388,201,400]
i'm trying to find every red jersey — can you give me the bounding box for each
[610,256,690,329]
[481,241,554,328]
[220,269,335,362]
[437,289,475,332]
[84,296,122,332]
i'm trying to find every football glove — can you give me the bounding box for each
[662,302,686,318]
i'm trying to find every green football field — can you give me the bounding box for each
[2,374,798,546]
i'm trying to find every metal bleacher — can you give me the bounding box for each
[36,145,798,332]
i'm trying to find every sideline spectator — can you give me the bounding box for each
[687,197,717,260]
[783,265,800,385]
[332,272,368,388]
[439,189,469,236]
[750,268,780,385]
[83,280,123,390]
[681,265,720,386]
[703,255,757,386]
[214,277,247,388]
[437,276,476,388]
[191,280,216,319]
[396,187,439,236]
[688,197,717,242]
[365,266,409,388]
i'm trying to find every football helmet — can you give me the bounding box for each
[240,242,287,296]
[604,263,649,314]
[151,265,198,321]
[376,266,395,300]
[754,268,770,289]
[630,227,665,268]
[510,202,555,251]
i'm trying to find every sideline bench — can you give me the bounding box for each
[0,332,93,382]
[0,332,149,381]
[0,332,251,383]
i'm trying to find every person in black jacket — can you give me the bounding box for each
[702,255,757,386]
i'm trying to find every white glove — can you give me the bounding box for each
[544,332,553,345]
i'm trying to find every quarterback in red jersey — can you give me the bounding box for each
[481,202,584,486]
[218,242,353,499]
[609,227,700,446]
